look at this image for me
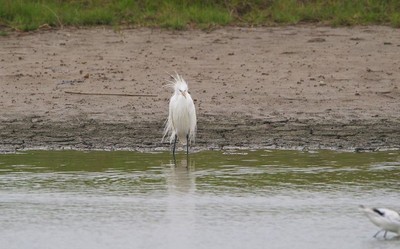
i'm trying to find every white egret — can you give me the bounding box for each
[360,205,400,238]
[162,73,196,156]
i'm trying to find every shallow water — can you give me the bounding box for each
[1,150,400,249]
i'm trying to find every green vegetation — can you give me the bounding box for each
[0,0,399,31]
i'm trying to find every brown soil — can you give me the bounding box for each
[0,25,399,152]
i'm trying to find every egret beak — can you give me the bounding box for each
[182,91,187,99]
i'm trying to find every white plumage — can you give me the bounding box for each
[360,205,400,238]
[163,73,196,155]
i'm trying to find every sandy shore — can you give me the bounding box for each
[0,25,399,152]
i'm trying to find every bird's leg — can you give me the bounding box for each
[185,134,189,168]
[172,135,177,158]
[186,134,189,155]
[373,229,384,238]
[384,230,388,239]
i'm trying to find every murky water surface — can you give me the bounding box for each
[1,150,400,249]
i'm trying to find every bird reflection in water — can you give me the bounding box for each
[165,157,196,195]
[162,157,196,248]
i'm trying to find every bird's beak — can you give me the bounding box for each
[182,91,187,99]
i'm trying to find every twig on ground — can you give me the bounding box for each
[65,91,158,97]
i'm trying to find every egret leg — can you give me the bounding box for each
[172,135,177,157]
[186,134,189,155]
[373,229,384,238]
[384,230,388,239]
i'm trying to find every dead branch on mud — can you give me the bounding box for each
[65,91,158,97]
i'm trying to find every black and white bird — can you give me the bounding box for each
[360,205,400,238]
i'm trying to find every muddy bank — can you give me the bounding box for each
[0,26,399,152]
[1,115,398,152]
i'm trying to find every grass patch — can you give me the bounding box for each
[0,0,399,31]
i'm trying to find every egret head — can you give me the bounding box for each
[168,73,189,98]
[176,81,188,98]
